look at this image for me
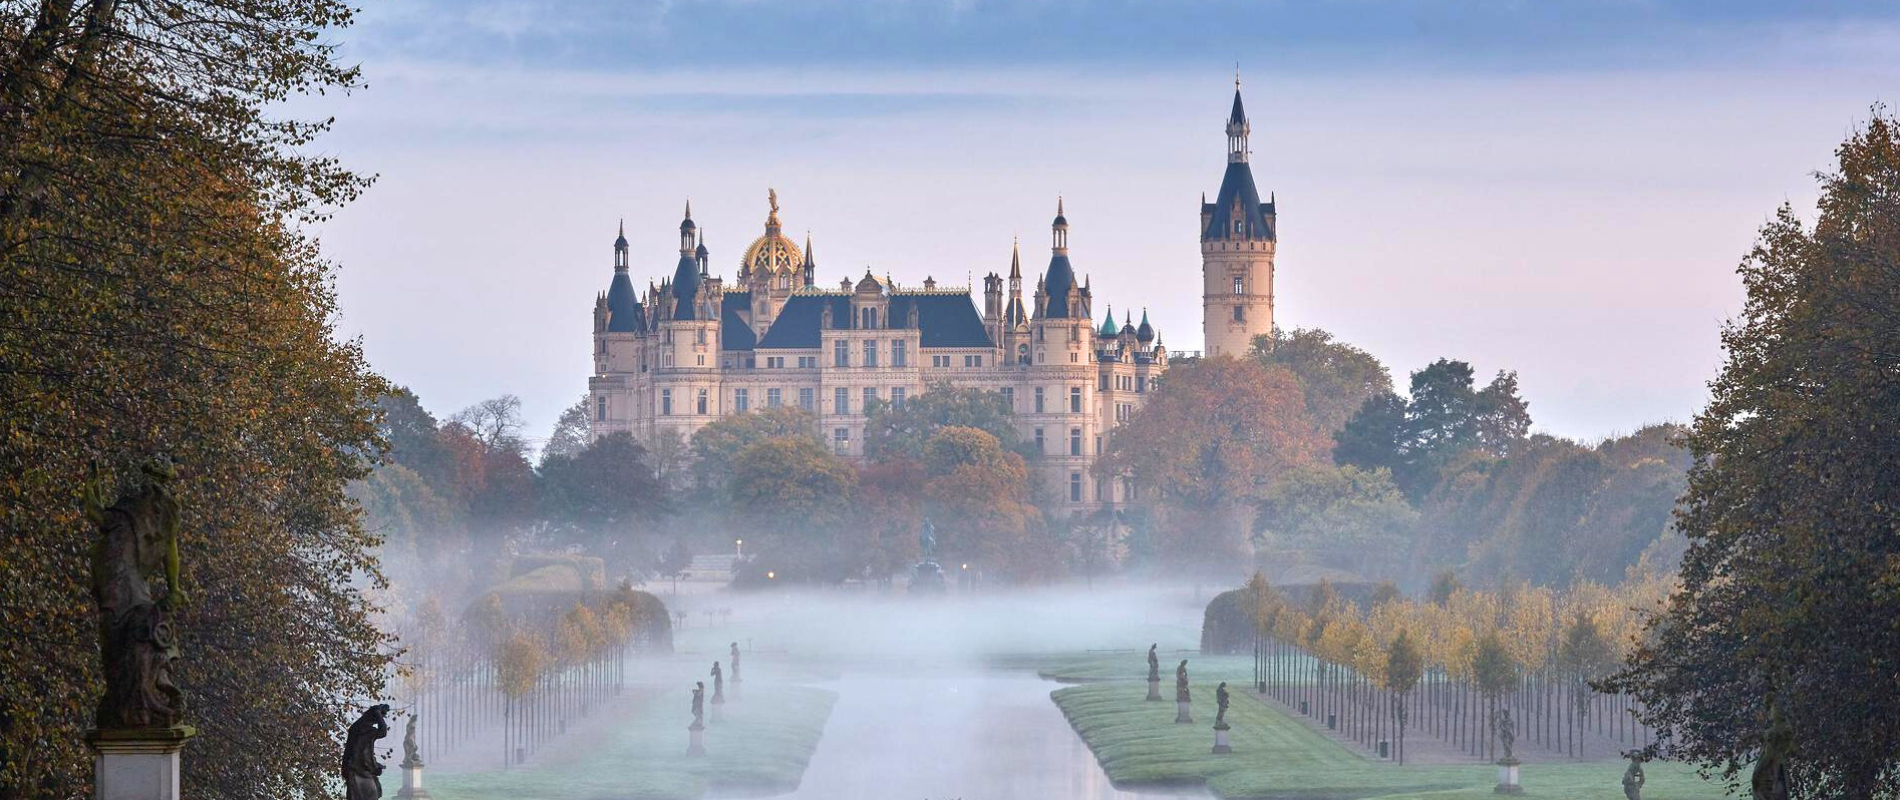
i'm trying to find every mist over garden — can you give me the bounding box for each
[6,2,1900,800]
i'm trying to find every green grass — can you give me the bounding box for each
[430,684,837,800]
[996,651,1261,683]
[1053,682,1737,800]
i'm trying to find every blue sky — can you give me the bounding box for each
[314,0,1900,447]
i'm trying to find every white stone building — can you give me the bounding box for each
[588,84,1276,514]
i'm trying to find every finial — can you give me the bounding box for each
[684,199,692,219]
[1235,61,1241,90]
[1057,195,1065,216]
[618,218,625,236]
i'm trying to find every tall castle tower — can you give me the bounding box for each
[1200,78,1276,358]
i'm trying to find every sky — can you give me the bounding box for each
[310,0,1900,449]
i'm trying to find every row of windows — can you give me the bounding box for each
[1100,374,1146,392]
[643,382,1107,419]
[1030,426,1095,457]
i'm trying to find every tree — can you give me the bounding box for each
[453,394,528,455]
[1603,109,1900,800]
[1,0,388,794]
[920,426,1052,581]
[1337,360,1532,500]
[1471,630,1517,760]
[1334,391,1408,477]
[378,388,455,490]
[728,436,858,582]
[1098,357,1328,576]
[1252,465,1416,581]
[1251,327,1393,437]
[656,539,695,596]
[690,406,819,493]
[863,383,1019,462]
[542,395,592,466]
[1386,631,1425,764]
[537,432,666,568]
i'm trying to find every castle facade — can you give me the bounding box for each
[587,84,1275,513]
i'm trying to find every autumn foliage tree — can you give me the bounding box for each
[1,0,388,797]
[1603,108,1900,800]
[921,426,1054,581]
[1099,356,1327,576]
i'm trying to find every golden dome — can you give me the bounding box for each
[740,187,802,277]
[740,232,801,274]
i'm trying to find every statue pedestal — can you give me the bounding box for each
[710,704,723,723]
[1146,678,1162,701]
[396,764,431,798]
[1211,724,1231,754]
[87,727,194,800]
[1494,760,1522,795]
[1174,700,1194,724]
[687,722,706,757]
[910,561,946,594]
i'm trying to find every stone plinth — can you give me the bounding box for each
[1212,724,1231,754]
[1146,678,1162,701]
[1174,700,1194,724]
[1494,761,1522,795]
[687,722,706,757]
[396,764,431,799]
[87,726,195,800]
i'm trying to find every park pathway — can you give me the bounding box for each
[779,667,1204,800]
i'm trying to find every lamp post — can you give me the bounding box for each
[735,539,743,558]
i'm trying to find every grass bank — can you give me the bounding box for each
[1053,682,1735,800]
[999,651,1259,684]
[431,684,836,800]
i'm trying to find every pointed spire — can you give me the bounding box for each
[1227,76,1251,164]
[1051,197,1069,253]
[804,231,814,265]
[1009,238,1022,279]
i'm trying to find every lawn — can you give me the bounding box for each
[1052,682,1739,800]
[430,684,837,800]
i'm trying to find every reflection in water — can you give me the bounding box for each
[777,669,1202,800]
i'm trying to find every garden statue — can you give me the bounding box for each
[711,661,725,705]
[1622,757,1645,800]
[731,641,742,683]
[911,517,947,592]
[1494,708,1517,763]
[85,458,188,731]
[343,704,391,800]
[1215,682,1231,727]
[1147,644,1159,682]
[1174,659,1194,723]
[1751,700,1792,800]
[687,682,707,756]
[401,713,423,769]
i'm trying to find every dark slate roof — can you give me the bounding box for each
[1042,254,1079,318]
[1137,309,1154,342]
[669,254,701,320]
[890,293,993,348]
[1229,88,1247,126]
[605,272,645,332]
[756,292,993,349]
[1203,161,1276,242]
[1004,296,1026,326]
[721,292,755,351]
[756,294,848,349]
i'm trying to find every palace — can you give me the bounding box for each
[587,83,1276,513]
